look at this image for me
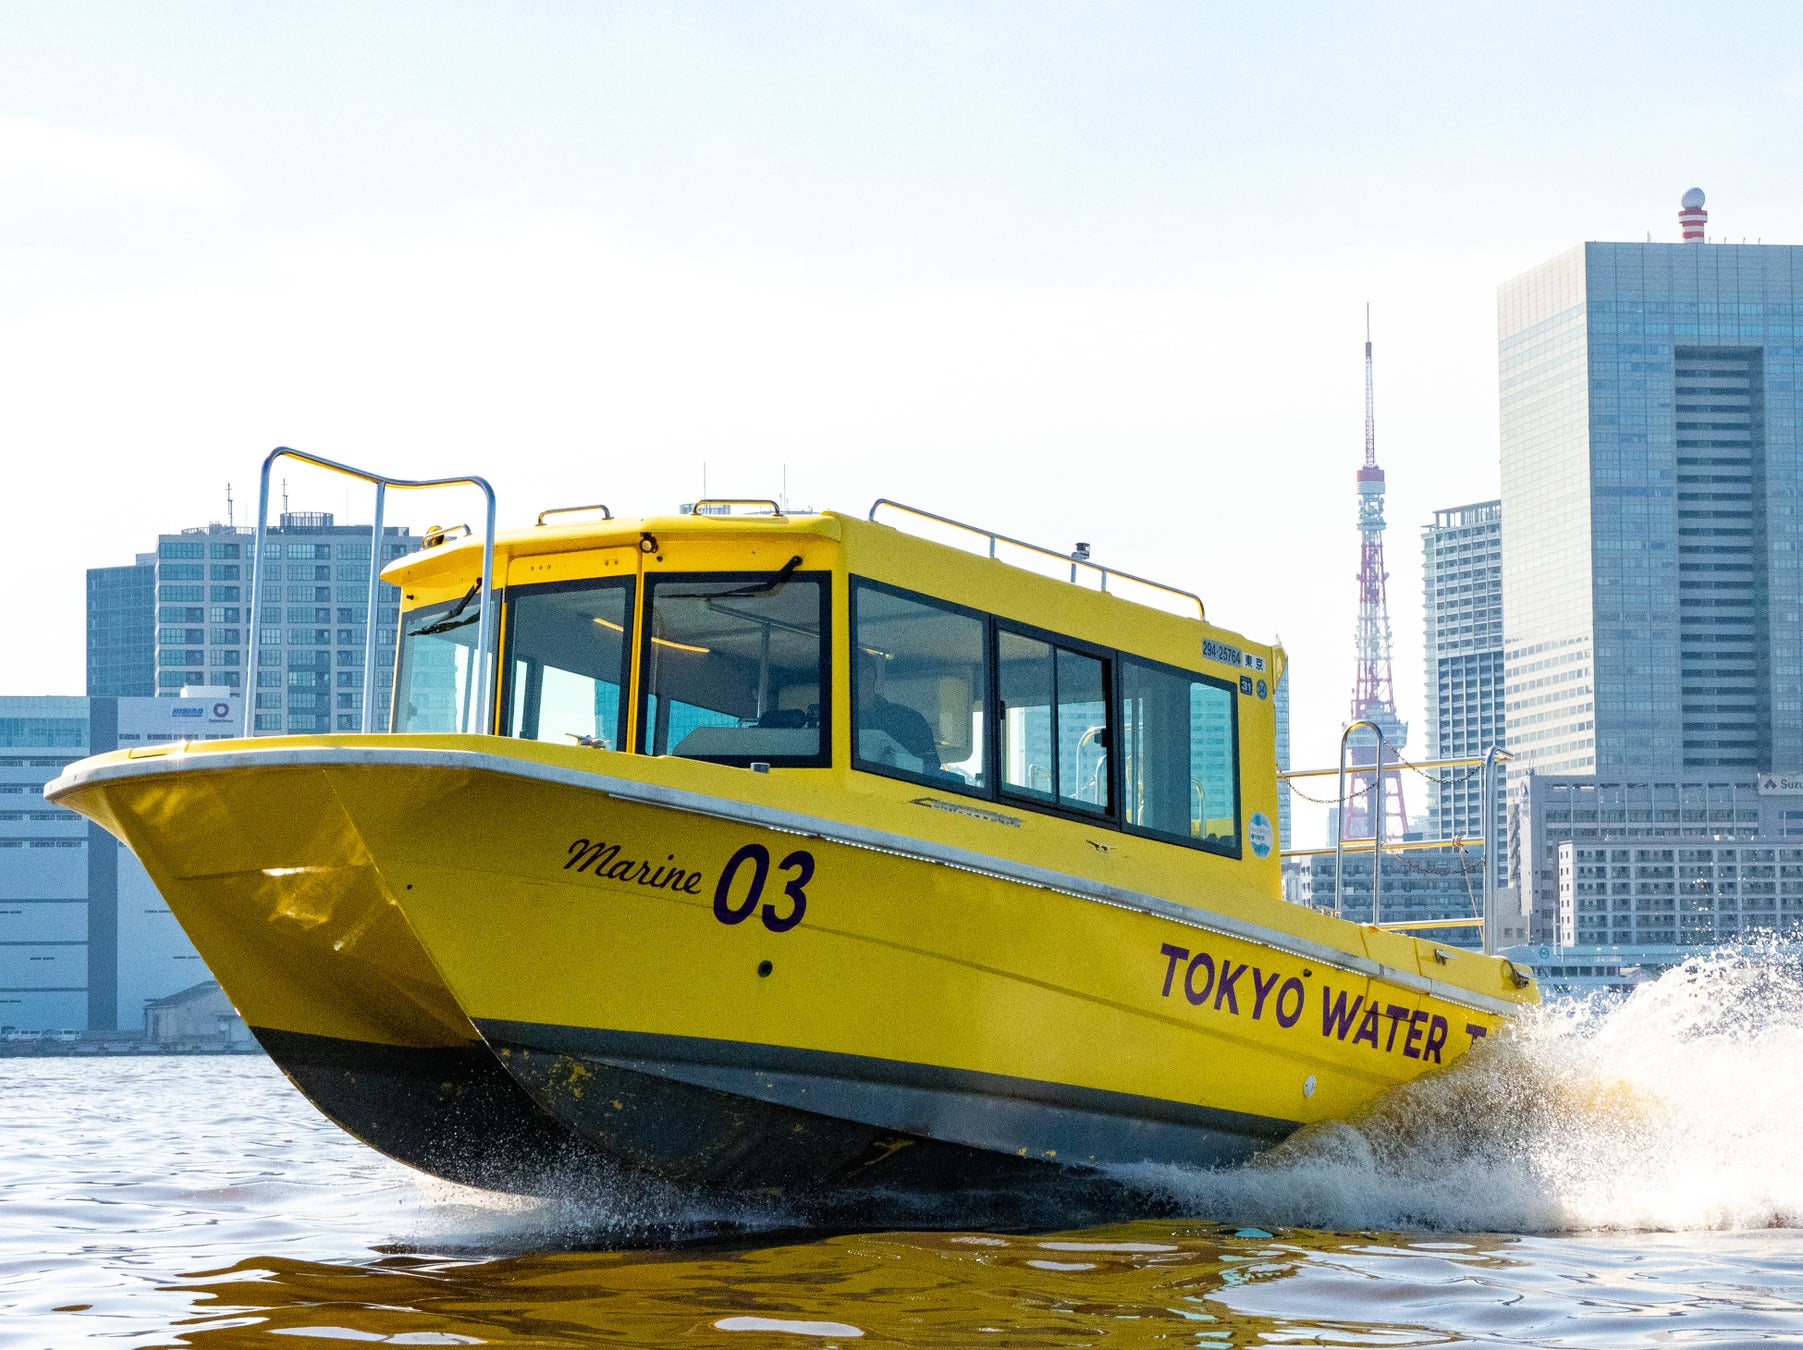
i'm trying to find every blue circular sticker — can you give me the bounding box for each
[1248,812,1274,859]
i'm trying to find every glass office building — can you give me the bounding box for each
[1422,501,1505,875]
[85,557,156,697]
[1498,241,1803,780]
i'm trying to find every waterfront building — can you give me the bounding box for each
[148,514,418,733]
[1507,771,1803,941]
[1498,941,1718,1000]
[144,980,252,1048]
[0,694,239,1034]
[1496,198,1803,781]
[86,556,156,697]
[1303,845,1488,944]
[1556,835,1803,947]
[1421,500,1505,875]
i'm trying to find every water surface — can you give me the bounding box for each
[5,950,1803,1346]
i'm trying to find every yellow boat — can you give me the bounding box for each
[50,490,1537,1198]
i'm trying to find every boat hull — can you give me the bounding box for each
[48,749,605,1193]
[328,745,1522,1195]
[52,740,1532,1200]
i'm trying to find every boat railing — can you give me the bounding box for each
[247,447,498,736]
[867,499,1205,621]
[536,504,612,526]
[1281,741,1510,954]
[683,499,784,517]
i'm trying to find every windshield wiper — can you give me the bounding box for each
[709,555,802,599]
[407,581,482,637]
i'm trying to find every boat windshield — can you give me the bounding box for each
[640,570,829,767]
[393,587,486,733]
[501,578,634,749]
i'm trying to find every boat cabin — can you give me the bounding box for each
[382,501,1284,871]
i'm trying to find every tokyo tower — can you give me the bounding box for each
[1343,308,1409,840]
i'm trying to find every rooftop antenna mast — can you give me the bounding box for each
[226,483,234,528]
[1344,305,1409,842]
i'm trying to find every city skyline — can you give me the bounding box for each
[5,6,1803,850]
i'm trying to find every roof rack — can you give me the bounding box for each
[867,499,1204,621]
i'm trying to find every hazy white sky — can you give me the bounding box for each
[4,2,1801,841]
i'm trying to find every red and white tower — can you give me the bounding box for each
[1343,309,1409,841]
[1679,187,1707,242]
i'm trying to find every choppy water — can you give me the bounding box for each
[6,949,1803,1347]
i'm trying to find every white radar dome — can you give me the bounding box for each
[1682,187,1706,209]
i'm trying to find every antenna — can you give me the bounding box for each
[281,477,290,515]
[226,483,234,528]
[1346,306,1408,842]
[1363,304,1376,469]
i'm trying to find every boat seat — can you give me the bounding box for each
[672,726,816,758]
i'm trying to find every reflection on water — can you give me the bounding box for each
[5,948,1803,1346]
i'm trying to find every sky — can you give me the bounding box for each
[4,1,1802,843]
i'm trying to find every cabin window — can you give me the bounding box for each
[1118,656,1239,855]
[639,570,830,768]
[501,578,634,750]
[393,587,486,733]
[851,581,989,788]
[998,629,1111,815]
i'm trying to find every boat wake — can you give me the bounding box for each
[1120,941,1803,1233]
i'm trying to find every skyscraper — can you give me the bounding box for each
[85,557,156,697]
[151,515,418,733]
[1497,191,1803,781]
[1422,500,1505,874]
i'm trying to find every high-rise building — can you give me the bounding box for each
[85,556,156,697]
[1422,500,1505,876]
[151,515,418,733]
[1508,771,1803,942]
[1497,191,1803,781]
[0,694,242,1034]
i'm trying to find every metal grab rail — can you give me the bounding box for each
[1375,916,1483,931]
[1312,735,1509,953]
[868,499,1205,620]
[1280,751,1494,780]
[1287,836,1483,858]
[536,504,611,526]
[247,448,498,736]
[1480,745,1511,955]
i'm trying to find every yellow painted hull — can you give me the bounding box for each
[48,740,601,1192]
[55,735,1533,1197]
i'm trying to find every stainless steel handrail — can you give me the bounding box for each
[247,448,498,736]
[1480,745,1512,954]
[1333,719,1388,922]
[687,499,783,516]
[537,504,612,525]
[867,498,1205,620]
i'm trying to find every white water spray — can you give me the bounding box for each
[1125,943,1803,1233]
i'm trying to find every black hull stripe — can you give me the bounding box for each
[477,1019,1297,1171]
